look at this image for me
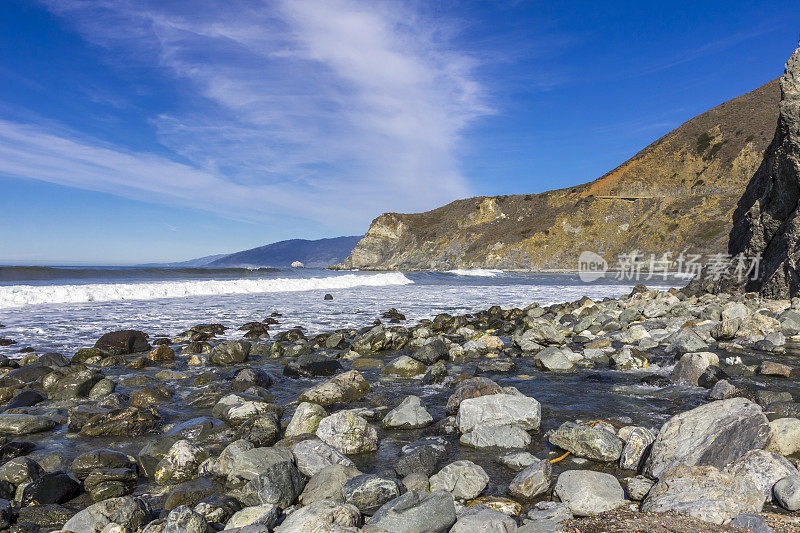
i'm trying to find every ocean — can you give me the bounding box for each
[0,266,680,356]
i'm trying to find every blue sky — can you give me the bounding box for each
[0,0,797,264]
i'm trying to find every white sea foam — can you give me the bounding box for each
[446,269,504,277]
[0,272,413,309]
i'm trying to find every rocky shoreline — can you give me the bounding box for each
[0,286,798,531]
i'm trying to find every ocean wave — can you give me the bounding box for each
[0,272,413,309]
[0,265,282,282]
[445,269,504,277]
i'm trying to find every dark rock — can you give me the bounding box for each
[3,390,45,412]
[72,449,137,479]
[94,330,150,355]
[697,365,729,389]
[80,406,161,437]
[324,294,334,300]
[163,477,219,510]
[37,353,69,368]
[394,445,446,478]
[410,339,448,365]
[21,471,80,505]
[284,352,343,378]
[0,441,35,463]
[445,377,502,415]
[209,341,250,365]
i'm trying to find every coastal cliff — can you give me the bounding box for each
[336,79,780,271]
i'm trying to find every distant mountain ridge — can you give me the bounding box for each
[207,236,362,268]
[336,78,781,271]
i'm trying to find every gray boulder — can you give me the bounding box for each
[534,347,574,371]
[285,402,326,438]
[225,503,281,530]
[456,393,541,433]
[645,397,770,479]
[619,427,655,471]
[273,499,360,532]
[460,423,531,449]
[724,449,797,501]
[450,507,517,533]
[553,470,626,517]
[642,465,764,524]
[239,461,306,508]
[548,422,623,462]
[366,490,456,533]
[62,496,150,533]
[165,505,207,533]
[429,460,489,500]
[316,411,378,454]
[291,438,356,477]
[507,458,551,500]
[209,341,250,365]
[225,446,295,489]
[773,475,800,511]
[300,464,361,505]
[341,474,401,515]
[381,396,434,429]
[410,339,448,365]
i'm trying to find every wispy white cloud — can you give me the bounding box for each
[12,0,488,231]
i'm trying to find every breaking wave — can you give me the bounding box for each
[445,269,504,277]
[0,272,413,309]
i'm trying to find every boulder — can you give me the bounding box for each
[225,503,281,530]
[341,474,401,515]
[284,352,343,377]
[316,411,378,454]
[766,417,800,455]
[80,406,161,437]
[671,352,719,386]
[410,339,448,365]
[94,330,150,355]
[382,396,434,429]
[553,470,626,517]
[642,465,764,524]
[238,461,306,508]
[507,458,552,500]
[154,440,203,485]
[300,464,361,505]
[445,378,502,415]
[366,490,457,533]
[460,423,531,449]
[534,347,574,371]
[450,507,517,533]
[291,438,356,477]
[382,355,427,377]
[299,370,370,406]
[209,341,250,365]
[429,460,489,500]
[62,496,150,533]
[645,398,770,479]
[547,422,623,462]
[72,449,137,479]
[285,402,326,438]
[273,499,360,532]
[773,475,800,511]
[0,414,55,435]
[164,505,207,533]
[665,328,708,355]
[724,449,797,501]
[455,393,541,433]
[21,471,80,506]
[225,446,295,489]
[619,427,655,471]
[394,445,446,478]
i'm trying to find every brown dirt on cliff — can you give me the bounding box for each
[338,79,781,271]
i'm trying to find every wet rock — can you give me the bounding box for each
[498,451,536,471]
[234,412,281,447]
[429,460,489,500]
[225,446,295,489]
[548,422,623,462]
[642,465,764,524]
[94,330,150,355]
[285,402,326,438]
[284,352,343,377]
[759,361,792,377]
[455,393,541,433]
[619,427,655,471]
[410,339,448,365]
[0,440,35,464]
[773,475,800,511]
[382,355,427,377]
[366,490,457,533]
[84,467,138,501]
[213,393,278,427]
[62,496,150,532]
[507,458,551,500]
[154,440,204,485]
[131,385,172,407]
[670,352,719,386]
[72,449,136,479]
[0,456,43,485]
[645,397,770,479]
[300,463,361,504]
[665,328,708,355]
[475,357,517,373]
[724,449,797,501]
[273,499,360,532]
[381,395,434,429]
[298,370,370,406]
[147,344,175,363]
[209,341,250,365]
[553,470,626,517]
[88,378,116,399]
[163,477,217,511]
[225,503,280,530]
[445,377,502,415]
[766,417,800,455]
[460,423,531,449]
[2,390,44,412]
[164,505,207,533]
[708,379,739,400]
[46,369,105,399]
[80,406,161,437]
[534,347,574,371]
[609,346,649,370]
[394,445,446,478]
[450,507,517,533]
[316,411,378,454]
[238,460,305,508]
[21,471,80,505]
[342,474,402,515]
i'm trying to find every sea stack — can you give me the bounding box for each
[690,41,800,297]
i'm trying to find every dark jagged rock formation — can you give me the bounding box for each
[335,79,780,271]
[688,42,800,297]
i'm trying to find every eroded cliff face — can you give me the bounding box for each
[696,43,800,297]
[336,78,781,271]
